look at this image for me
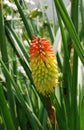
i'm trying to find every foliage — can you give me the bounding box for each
[0,0,84,130]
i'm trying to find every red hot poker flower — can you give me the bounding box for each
[29,36,58,95]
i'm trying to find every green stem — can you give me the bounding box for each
[71,0,79,130]
[80,0,84,40]
[56,53,62,71]
[44,18,54,44]
[12,51,17,82]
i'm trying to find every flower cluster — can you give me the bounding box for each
[29,36,58,95]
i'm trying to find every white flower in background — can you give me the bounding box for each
[24,40,29,47]
[4,0,17,11]
[18,66,26,76]
[6,15,12,21]
[0,73,5,82]
[15,29,22,34]
[78,59,84,86]
[24,0,35,5]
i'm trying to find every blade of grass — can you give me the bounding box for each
[0,1,17,128]
[0,84,15,130]
[80,0,84,40]
[56,9,71,129]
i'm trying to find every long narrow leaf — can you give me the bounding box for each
[54,0,84,64]
[13,0,34,39]
[71,0,79,130]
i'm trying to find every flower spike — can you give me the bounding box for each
[29,36,58,95]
